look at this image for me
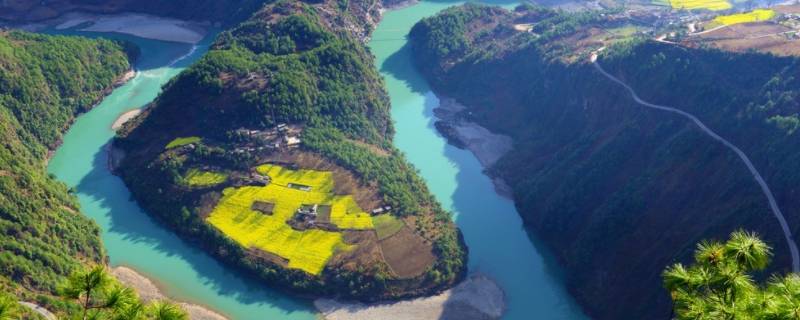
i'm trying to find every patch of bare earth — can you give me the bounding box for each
[379,226,435,279]
[330,230,384,271]
[246,247,289,268]
[112,267,229,320]
[689,22,800,56]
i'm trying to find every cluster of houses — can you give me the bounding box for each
[370,205,393,215]
[232,123,303,156]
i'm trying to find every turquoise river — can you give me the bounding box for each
[47,2,587,319]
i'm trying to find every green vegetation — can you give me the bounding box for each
[372,214,404,240]
[165,137,201,149]
[0,292,20,320]
[664,231,800,319]
[60,266,187,320]
[116,0,465,301]
[0,30,129,307]
[182,169,228,187]
[410,4,800,319]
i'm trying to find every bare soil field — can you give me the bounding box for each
[379,226,435,278]
[690,22,800,56]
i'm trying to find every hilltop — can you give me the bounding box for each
[114,0,467,300]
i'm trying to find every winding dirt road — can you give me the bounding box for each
[592,56,800,272]
[20,302,56,320]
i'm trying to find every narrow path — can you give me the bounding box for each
[592,57,800,272]
[19,302,56,320]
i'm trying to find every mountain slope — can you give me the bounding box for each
[0,30,129,305]
[409,4,800,319]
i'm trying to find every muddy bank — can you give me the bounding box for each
[112,108,141,130]
[314,274,505,320]
[112,267,229,320]
[433,96,514,198]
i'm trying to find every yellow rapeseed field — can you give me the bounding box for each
[668,0,731,11]
[183,169,227,187]
[206,165,374,275]
[714,9,776,26]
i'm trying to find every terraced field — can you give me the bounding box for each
[183,169,227,187]
[713,9,776,26]
[206,164,376,274]
[665,0,732,11]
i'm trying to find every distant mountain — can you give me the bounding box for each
[409,4,800,319]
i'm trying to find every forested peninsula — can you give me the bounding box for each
[410,4,800,319]
[114,0,467,301]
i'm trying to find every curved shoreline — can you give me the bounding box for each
[111,108,141,130]
[112,266,230,320]
[433,95,515,199]
[314,273,505,320]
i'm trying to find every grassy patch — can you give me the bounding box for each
[666,0,731,11]
[714,9,775,26]
[372,214,405,240]
[206,165,374,275]
[183,169,228,187]
[165,136,201,149]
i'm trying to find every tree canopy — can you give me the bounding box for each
[664,231,800,319]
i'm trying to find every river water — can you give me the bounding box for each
[47,2,586,319]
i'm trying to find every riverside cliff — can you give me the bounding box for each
[409,4,800,319]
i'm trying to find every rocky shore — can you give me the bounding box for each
[433,96,514,198]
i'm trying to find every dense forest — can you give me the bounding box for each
[410,4,800,319]
[115,0,466,301]
[0,30,130,312]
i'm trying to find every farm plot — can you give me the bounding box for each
[206,165,375,275]
[713,9,775,26]
[666,0,731,11]
[183,169,227,187]
[372,214,405,240]
[165,136,200,149]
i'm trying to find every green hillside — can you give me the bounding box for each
[0,30,129,307]
[410,4,800,319]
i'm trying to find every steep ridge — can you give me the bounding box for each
[592,58,800,272]
[0,30,130,308]
[409,4,800,319]
[114,0,466,301]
